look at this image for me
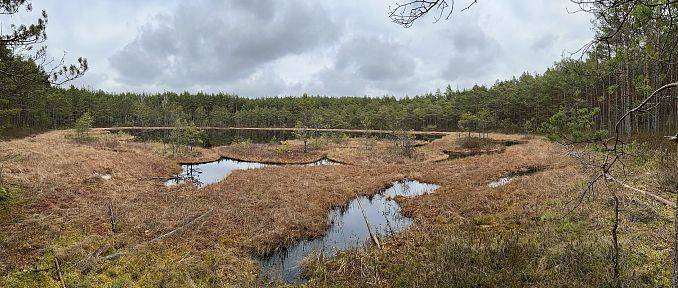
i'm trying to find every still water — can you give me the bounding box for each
[165,158,339,188]
[259,180,440,284]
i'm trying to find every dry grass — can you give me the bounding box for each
[304,137,675,287]
[131,141,221,164]
[325,138,446,165]
[217,140,328,164]
[0,130,673,287]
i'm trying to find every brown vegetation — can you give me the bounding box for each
[0,130,674,286]
[217,140,327,164]
[325,138,445,165]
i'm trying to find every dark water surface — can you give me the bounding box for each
[259,180,440,284]
[122,129,443,147]
[165,158,339,188]
[165,158,267,187]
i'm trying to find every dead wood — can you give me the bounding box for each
[101,209,214,261]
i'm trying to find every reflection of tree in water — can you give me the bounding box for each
[260,180,440,284]
[170,164,204,187]
[400,180,412,195]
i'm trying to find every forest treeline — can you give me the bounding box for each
[1,2,677,138]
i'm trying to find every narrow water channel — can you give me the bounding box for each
[488,177,513,188]
[259,180,440,284]
[165,158,339,188]
[487,166,543,188]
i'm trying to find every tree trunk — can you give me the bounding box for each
[612,190,621,288]
[674,144,678,288]
[674,191,678,288]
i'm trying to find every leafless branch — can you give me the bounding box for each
[389,0,479,28]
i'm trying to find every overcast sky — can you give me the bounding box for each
[17,0,593,98]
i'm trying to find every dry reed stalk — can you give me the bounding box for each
[54,257,66,288]
[357,199,381,249]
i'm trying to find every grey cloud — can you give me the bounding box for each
[335,35,416,82]
[110,0,341,87]
[531,34,557,51]
[309,34,418,95]
[220,69,289,97]
[33,0,594,97]
[442,21,501,81]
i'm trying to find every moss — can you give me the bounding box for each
[0,183,23,206]
[556,221,585,234]
[627,199,661,224]
[539,210,557,222]
[0,186,8,202]
[544,199,561,207]
[2,269,61,288]
[4,244,258,288]
[627,244,671,287]
[306,229,628,287]
[472,215,496,226]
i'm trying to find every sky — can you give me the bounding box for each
[13,0,594,98]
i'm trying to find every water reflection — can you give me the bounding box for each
[165,158,339,188]
[165,158,267,188]
[488,177,513,188]
[259,180,440,284]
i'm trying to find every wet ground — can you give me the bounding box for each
[165,158,339,187]
[259,180,440,284]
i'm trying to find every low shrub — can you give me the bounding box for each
[331,133,350,144]
[0,186,8,202]
[457,136,494,149]
[275,143,292,155]
[74,112,94,143]
[627,198,660,224]
[657,153,678,193]
[305,230,623,287]
[310,138,325,150]
[392,130,415,158]
[234,139,252,149]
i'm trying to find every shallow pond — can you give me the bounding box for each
[487,166,543,188]
[165,158,339,188]
[259,180,440,284]
[122,128,443,147]
[488,177,513,188]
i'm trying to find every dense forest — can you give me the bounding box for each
[1,1,677,138]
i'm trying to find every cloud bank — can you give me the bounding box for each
[31,0,594,97]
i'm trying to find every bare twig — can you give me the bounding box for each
[54,257,66,288]
[389,0,479,27]
[108,201,117,234]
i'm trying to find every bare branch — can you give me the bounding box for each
[389,0,479,27]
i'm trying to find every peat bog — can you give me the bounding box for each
[259,180,440,284]
[165,157,340,187]
[1,131,673,287]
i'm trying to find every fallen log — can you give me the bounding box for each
[605,174,675,208]
[101,209,214,261]
[54,257,66,288]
